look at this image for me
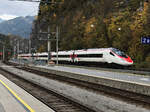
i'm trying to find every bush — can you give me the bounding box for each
[134,62,150,70]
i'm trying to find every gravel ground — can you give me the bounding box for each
[1,65,150,112]
[0,103,5,112]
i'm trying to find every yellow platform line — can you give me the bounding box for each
[0,80,35,112]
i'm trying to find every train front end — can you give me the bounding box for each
[111,48,133,66]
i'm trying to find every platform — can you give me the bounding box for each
[37,65,150,85]
[26,64,150,96]
[0,74,55,112]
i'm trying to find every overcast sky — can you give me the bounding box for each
[0,0,39,20]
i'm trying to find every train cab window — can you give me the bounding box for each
[110,52,115,56]
[112,48,128,58]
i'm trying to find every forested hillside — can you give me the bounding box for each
[0,34,12,60]
[31,0,150,68]
[0,33,29,60]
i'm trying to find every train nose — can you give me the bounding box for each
[118,56,133,66]
[127,61,133,65]
[124,57,133,65]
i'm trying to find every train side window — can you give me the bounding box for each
[110,52,115,56]
[77,54,103,58]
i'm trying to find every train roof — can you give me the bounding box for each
[52,51,74,55]
[57,48,113,52]
[19,48,119,56]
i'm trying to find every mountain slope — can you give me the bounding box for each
[0,18,4,23]
[31,0,150,68]
[0,16,34,38]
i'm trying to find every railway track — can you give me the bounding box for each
[4,61,150,109]
[0,66,96,112]
[8,60,150,75]
[50,61,150,72]
[69,63,150,75]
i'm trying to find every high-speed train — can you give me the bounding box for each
[18,48,133,66]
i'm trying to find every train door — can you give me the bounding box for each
[104,51,114,63]
[70,52,75,63]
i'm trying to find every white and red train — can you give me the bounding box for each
[18,48,133,66]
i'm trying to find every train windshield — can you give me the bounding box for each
[112,48,128,58]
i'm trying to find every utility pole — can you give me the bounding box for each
[56,26,59,65]
[14,45,16,59]
[17,40,20,64]
[40,26,52,64]
[13,46,15,58]
[47,26,51,64]
[13,39,16,59]
[2,45,5,61]
[0,41,5,62]
[39,26,59,65]
[29,38,31,54]
[17,40,20,55]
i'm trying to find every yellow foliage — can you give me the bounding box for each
[38,44,46,53]
[73,11,83,22]
[130,2,148,31]
[40,5,49,14]
[34,16,38,20]
[53,13,57,18]
[85,17,97,33]
[146,56,150,62]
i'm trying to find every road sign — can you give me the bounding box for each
[141,37,150,44]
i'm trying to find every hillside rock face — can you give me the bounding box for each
[0,16,34,38]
